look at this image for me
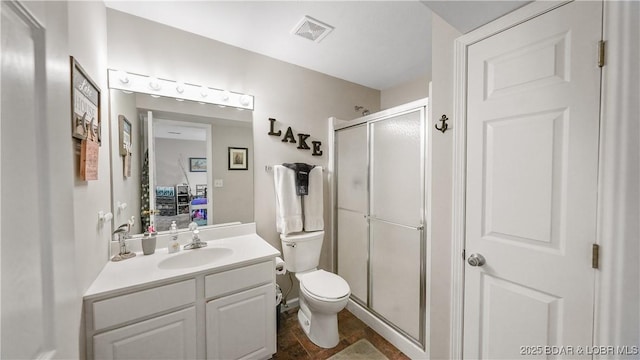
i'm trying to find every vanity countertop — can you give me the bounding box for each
[84,233,280,300]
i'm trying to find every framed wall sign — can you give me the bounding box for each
[228,147,248,170]
[70,56,101,145]
[118,115,132,156]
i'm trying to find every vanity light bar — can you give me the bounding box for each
[107,69,254,111]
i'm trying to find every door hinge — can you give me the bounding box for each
[592,244,600,269]
[598,40,606,68]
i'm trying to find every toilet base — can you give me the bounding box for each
[297,308,340,348]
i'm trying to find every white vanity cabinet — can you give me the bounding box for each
[84,260,276,360]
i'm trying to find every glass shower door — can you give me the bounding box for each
[369,109,424,341]
[336,124,368,303]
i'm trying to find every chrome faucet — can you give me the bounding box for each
[184,222,207,250]
[112,221,136,261]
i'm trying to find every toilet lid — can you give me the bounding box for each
[300,270,350,299]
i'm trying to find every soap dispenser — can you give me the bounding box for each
[168,221,180,254]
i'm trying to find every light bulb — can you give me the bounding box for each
[117,71,129,84]
[239,95,252,107]
[200,86,209,98]
[148,77,161,91]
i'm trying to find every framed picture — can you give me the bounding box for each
[190,157,207,172]
[118,115,132,156]
[228,147,248,170]
[70,56,101,145]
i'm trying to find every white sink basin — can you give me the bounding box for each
[158,247,234,270]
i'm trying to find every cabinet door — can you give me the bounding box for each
[206,284,275,360]
[93,307,196,360]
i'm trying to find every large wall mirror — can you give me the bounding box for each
[109,73,254,236]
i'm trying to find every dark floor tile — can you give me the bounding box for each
[275,308,408,360]
[391,351,412,360]
[364,327,403,359]
[273,341,310,360]
[311,339,350,360]
[277,329,299,351]
[292,325,326,355]
[338,314,368,337]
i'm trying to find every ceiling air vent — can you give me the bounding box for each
[292,15,334,43]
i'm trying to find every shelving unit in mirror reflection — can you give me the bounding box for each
[155,186,176,216]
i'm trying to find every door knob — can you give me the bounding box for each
[467,253,486,267]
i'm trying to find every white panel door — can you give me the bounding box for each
[93,307,197,360]
[463,2,602,359]
[1,2,53,358]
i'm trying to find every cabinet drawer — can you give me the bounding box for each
[205,261,273,299]
[93,279,196,331]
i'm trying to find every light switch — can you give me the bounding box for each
[214,179,224,188]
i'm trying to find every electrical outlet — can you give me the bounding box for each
[214,179,223,188]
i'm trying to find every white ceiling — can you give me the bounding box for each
[105,1,530,91]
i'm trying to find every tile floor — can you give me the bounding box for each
[273,308,411,360]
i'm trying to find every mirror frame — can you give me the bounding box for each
[107,69,255,238]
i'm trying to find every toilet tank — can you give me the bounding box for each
[280,231,324,273]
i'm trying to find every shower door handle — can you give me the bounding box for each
[368,216,423,231]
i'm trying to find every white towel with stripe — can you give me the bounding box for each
[273,165,303,234]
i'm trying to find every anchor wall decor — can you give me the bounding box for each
[435,114,449,133]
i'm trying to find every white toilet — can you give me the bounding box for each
[280,231,350,348]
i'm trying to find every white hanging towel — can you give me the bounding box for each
[273,165,303,234]
[304,166,324,231]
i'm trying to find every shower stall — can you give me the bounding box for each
[332,98,429,352]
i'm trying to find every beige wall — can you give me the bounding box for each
[380,73,430,110]
[428,13,461,360]
[68,1,112,296]
[211,124,254,224]
[155,138,207,189]
[106,9,380,300]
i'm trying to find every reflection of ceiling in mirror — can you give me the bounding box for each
[154,121,206,141]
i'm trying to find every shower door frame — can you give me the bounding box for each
[332,98,430,351]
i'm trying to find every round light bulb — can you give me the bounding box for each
[117,71,129,84]
[200,86,209,98]
[239,95,252,107]
[148,77,161,91]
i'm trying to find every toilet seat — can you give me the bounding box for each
[300,270,350,301]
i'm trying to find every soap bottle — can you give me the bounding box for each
[168,221,180,254]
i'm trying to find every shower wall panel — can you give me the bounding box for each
[336,124,367,213]
[336,125,368,303]
[337,209,368,301]
[370,111,423,226]
[370,220,421,340]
